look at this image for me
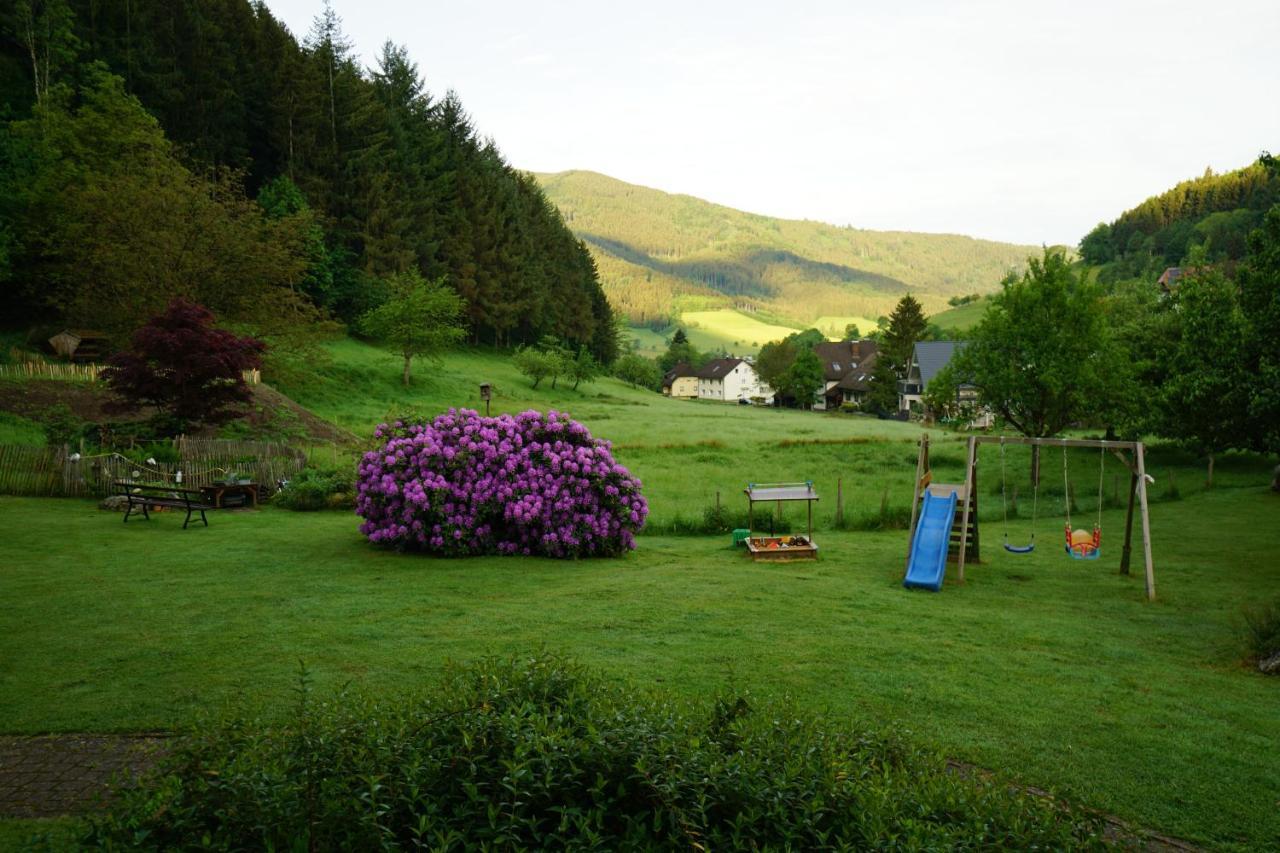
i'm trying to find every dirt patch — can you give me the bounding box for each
[0,379,143,425]
[0,379,358,446]
[0,735,168,818]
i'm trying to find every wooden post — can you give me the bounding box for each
[807,498,813,542]
[748,499,753,534]
[836,477,844,526]
[1120,470,1138,575]
[970,448,980,563]
[1135,443,1156,601]
[905,434,928,571]
[956,436,976,584]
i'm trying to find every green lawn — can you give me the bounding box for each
[1,483,1277,848]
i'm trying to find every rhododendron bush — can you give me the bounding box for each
[357,409,647,557]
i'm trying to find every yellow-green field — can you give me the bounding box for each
[811,314,881,339]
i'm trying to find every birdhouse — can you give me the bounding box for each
[479,383,491,401]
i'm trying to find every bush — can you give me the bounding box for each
[356,409,646,557]
[1242,599,1280,669]
[82,654,1106,850]
[38,404,89,447]
[273,464,355,511]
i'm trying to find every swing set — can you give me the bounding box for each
[908,434,1157,600]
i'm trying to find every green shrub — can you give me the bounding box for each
[38,404,89,447]
[83,654,1106,850]
[120,443,181,466]
[1242,599,1280,668]
[273,464,354,511]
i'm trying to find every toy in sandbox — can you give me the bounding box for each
[903,433,1158,600]
[742,481,819,561]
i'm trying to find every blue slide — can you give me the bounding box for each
[903,490,958,592]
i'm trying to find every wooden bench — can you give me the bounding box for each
[113,482,215,529]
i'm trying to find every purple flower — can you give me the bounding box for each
[355,409,646,558]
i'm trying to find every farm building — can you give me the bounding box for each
[696,357,774,404]
[661,362,699,398]
[811,340,878,410]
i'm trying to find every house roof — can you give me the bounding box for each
[812,340,878,381]
[662,362,697,385]
[695,357,744,380]
[912,341,966,387]
[832,351,879,393]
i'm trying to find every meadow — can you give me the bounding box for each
[1,340,1277,849]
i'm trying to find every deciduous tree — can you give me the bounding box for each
[103,299,265,431]
[359,271,465,386]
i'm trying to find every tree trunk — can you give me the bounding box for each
[572,378,580,391]
[1206,452,1214,489]
[401,353,412,387]
[532,377,541,389]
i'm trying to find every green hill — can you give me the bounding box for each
[932,296,993,333]
[535,170,1037,327]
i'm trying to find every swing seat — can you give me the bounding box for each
[1004,542,1035,554]
[1065,526,1101,561]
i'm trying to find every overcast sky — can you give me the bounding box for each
[265,0,1279,246]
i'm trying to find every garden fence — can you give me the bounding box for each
[0,437,305,498]
[0,363,261,384]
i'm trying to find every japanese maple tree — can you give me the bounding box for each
[103,298,265,430]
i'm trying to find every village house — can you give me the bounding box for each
[661,362,699,398]
[696,357,774,404]
[899,340,992,427]
[811,340,879,410]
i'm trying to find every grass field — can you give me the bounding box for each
[3,339,1278,849]
[933,296,993,332]
[624,309,814,357]
[1,481,1277,848]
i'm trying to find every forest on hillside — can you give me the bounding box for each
[1079,154,1279,282]
[0,0,617,366]
[537,170,1038,328]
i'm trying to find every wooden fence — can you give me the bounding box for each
[0,438,306,498]
[0,363,261,384]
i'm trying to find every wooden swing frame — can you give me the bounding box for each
[907,434,1157,601]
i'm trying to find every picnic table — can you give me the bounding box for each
[200,482,259,509]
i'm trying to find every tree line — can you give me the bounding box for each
[0,0,618,366]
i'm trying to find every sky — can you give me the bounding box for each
[264,0,1280,247]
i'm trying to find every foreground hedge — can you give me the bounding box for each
[84,655,1107,850]
[357,409,647,557]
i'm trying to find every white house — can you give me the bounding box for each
[696,357,774,404]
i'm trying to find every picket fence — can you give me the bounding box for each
[0,363,261,384]
[0,437,305,498]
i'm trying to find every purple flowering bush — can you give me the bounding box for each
[356,409,647,557]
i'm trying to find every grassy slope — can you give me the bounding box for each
[0,411,45,445]
[932,296,992,332]
[536,170,1037,323]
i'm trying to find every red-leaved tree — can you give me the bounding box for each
[103,298,265,430]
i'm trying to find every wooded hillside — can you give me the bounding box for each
[537,170,1037,327]
[0,0,617,362]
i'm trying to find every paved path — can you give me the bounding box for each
[0,735,167,817]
